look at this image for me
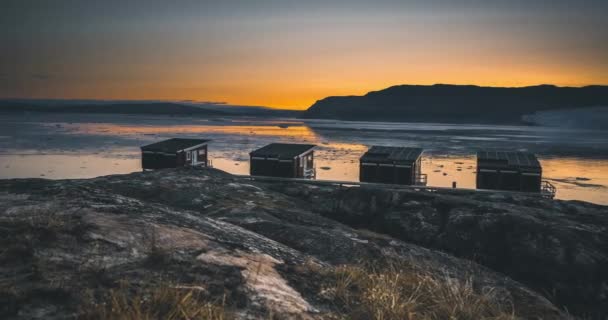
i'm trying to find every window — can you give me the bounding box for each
[198,149,206,156]
[186,152,191,161]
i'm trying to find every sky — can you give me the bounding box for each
[1,0,607,109]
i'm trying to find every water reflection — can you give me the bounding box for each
[0,152,141,179]
[1,115,607,205]
[65,123,320,140]
[540,158,608,205]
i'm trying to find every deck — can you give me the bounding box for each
[236,175,556,199]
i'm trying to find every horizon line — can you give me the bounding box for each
[2,82,607,111]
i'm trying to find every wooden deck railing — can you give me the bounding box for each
[236,175,555,199]
[541,180,557,198]
[415,173,428,186]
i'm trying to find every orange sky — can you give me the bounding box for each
[1,1,607,109]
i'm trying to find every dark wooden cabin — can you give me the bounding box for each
[141,138,210,170]
[476,150,543,192]
[250,143,316,179]
[360,146,425,185]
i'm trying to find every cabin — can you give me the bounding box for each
[359,146,426,185]
[250,143,316,179]
[141,138,210,170]
[476,150,544,192]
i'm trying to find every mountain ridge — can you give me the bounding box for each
[303,84,608,124]
[0,99,301,118]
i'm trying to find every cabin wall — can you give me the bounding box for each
[250,157,296,178]
[476,163,542,193]
[477,159,505,190]
[176,152,187,167]
[251,151,314,178]
[250,158,272,176]
[360,163,374,182]
[394,165,413,184]
[360,161,416,185]
[142,152,178,169]
[279,160,296,177]
[521,171,542,192]
[500,171,521,191]
[477,169,498,190]
[200,145,208,166]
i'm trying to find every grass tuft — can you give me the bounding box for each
[80,283,231,320]
[321,263,517,320]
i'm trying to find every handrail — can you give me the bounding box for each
[541,180,556,199]
[235,174,554,199]
[415,173,428,186]
[303,168,316,179]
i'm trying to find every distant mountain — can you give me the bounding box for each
[0,101,228,116]
[0,99,301,118]
[178,101,301,117]
[303,84,608,124]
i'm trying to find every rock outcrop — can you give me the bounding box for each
[270,182,608,318]
[1,168,605,319]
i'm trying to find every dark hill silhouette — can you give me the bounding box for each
[0,100,301,117]
[0,101,228,116]
[303,84,608,124]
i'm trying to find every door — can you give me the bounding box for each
[191,151,197,165]
[301,155,308,177]
[300,153,315,178]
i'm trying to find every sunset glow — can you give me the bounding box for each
[2,0,607,109]
[68,123,320,139]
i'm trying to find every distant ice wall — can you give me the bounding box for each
[522,106,608,130]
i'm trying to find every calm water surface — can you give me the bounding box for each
[1,114,607,205]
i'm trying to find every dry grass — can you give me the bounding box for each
[0,212,75,264]
[2,210,87,249]
[80,283,232,320]
[321,263,517,320]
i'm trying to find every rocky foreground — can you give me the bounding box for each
[1,168,606,319]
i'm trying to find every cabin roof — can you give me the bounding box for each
[250,143,316,159]
[477,150,541,169]
[141,138,209,153]
[360,146,423,163]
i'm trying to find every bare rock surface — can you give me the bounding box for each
[268,181,608,318]
[1,167,600,319]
